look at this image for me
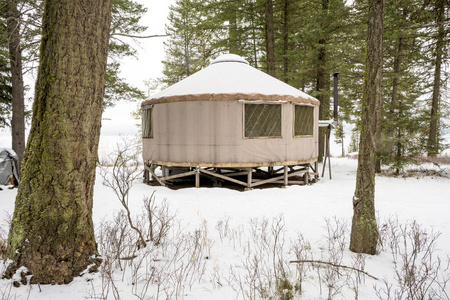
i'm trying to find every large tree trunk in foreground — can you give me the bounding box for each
[349,0,383,255]
[6,1,26,174]
[5,0,112,284]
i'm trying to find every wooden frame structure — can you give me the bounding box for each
[319,120,335,179]
[143,162,319,189]
[141,55,322,190]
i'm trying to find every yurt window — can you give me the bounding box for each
[244,103,282,138]
[294,105,314,136]
[142,107,153,138]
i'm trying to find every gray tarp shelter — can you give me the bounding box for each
[0,148,19,186]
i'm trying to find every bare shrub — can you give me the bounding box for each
[100,140,146,249]
[0,282,16,300]
[148,221,212,299]
[0,213,10,261]
[322,217,348,299]
[97,211,138,271]
[215,216,231,244]
[291,233,312,295]
[349,253,367,300]
[142,192,175,246]
[229,215,297,300]
[95,207,211,300]
[210,261,225,290]
[96,139,214,299]
[375,219,450,300]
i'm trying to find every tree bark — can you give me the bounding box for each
[317,0,329,162]
[265,0,275,76]
[282,0,290,83]
[350,0,383,255]
[6,1,25,175]
[5,0,112,285]
[392,37,404,173]
[427,0,444,157]
[377,36,403,173]
[249,1,258,68]
[228,6,238,54]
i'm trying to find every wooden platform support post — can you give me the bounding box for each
[247,168,252,189]
[327,126,332,179]
[305,164,310,185]
[322,125,332,179]
[146,164,166,187]
[195,166,200,188]
[284,165,288,186]
[314,161,319,180]
[143,165,149,184]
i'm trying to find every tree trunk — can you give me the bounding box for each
[282,0,290,83]
[349,0,383,255]
[184,35,191,76]
[265,0,275,76]
[427,0,444,157]
[317,0,329,162]
[249,1,258,68]
[391,38,403,115]
[6,1,25,175]
[5,0,112,285]
[392,37,403,173]
[228,7,238,54]
[377,36,403,172]
[317,45,328,162]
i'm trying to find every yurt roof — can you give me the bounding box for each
[142,54,319,107]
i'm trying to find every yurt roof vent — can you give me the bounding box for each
[211,54,249,65]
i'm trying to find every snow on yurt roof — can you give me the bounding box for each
[142,54,319,106]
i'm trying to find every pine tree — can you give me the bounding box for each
[378,0,427,172]
[425,0,448,156]
[2,0,28,172]
[161,0,218,86]
[264,0,275,76]
[5,0,112,284]
[106,0,148,105]
[0,54,12,128]
[350,0,383,255]
[287,0,355,160]
[0,0,147,171]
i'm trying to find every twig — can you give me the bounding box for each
[111,33,169,39]
[289,259,379,280]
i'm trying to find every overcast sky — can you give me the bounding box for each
[102,0,174,136]
[0,1,175,143]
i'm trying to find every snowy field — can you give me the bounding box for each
[0,134,450,299]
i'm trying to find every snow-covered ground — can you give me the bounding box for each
[0,139,449,299]
[1,108,450,299]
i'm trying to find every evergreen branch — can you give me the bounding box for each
[19,39,40,51]
[111,33,169,39]
[384,20,450,32]
[290,260,379,280]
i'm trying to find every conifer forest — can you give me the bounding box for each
[160,0,449,169]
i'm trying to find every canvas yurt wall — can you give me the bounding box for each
[141,54,320,188]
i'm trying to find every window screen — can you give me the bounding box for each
[142,108,153,138]
[294,105,314,136]
[244,104,282,138]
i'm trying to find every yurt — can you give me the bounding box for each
[141,54,320,189]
